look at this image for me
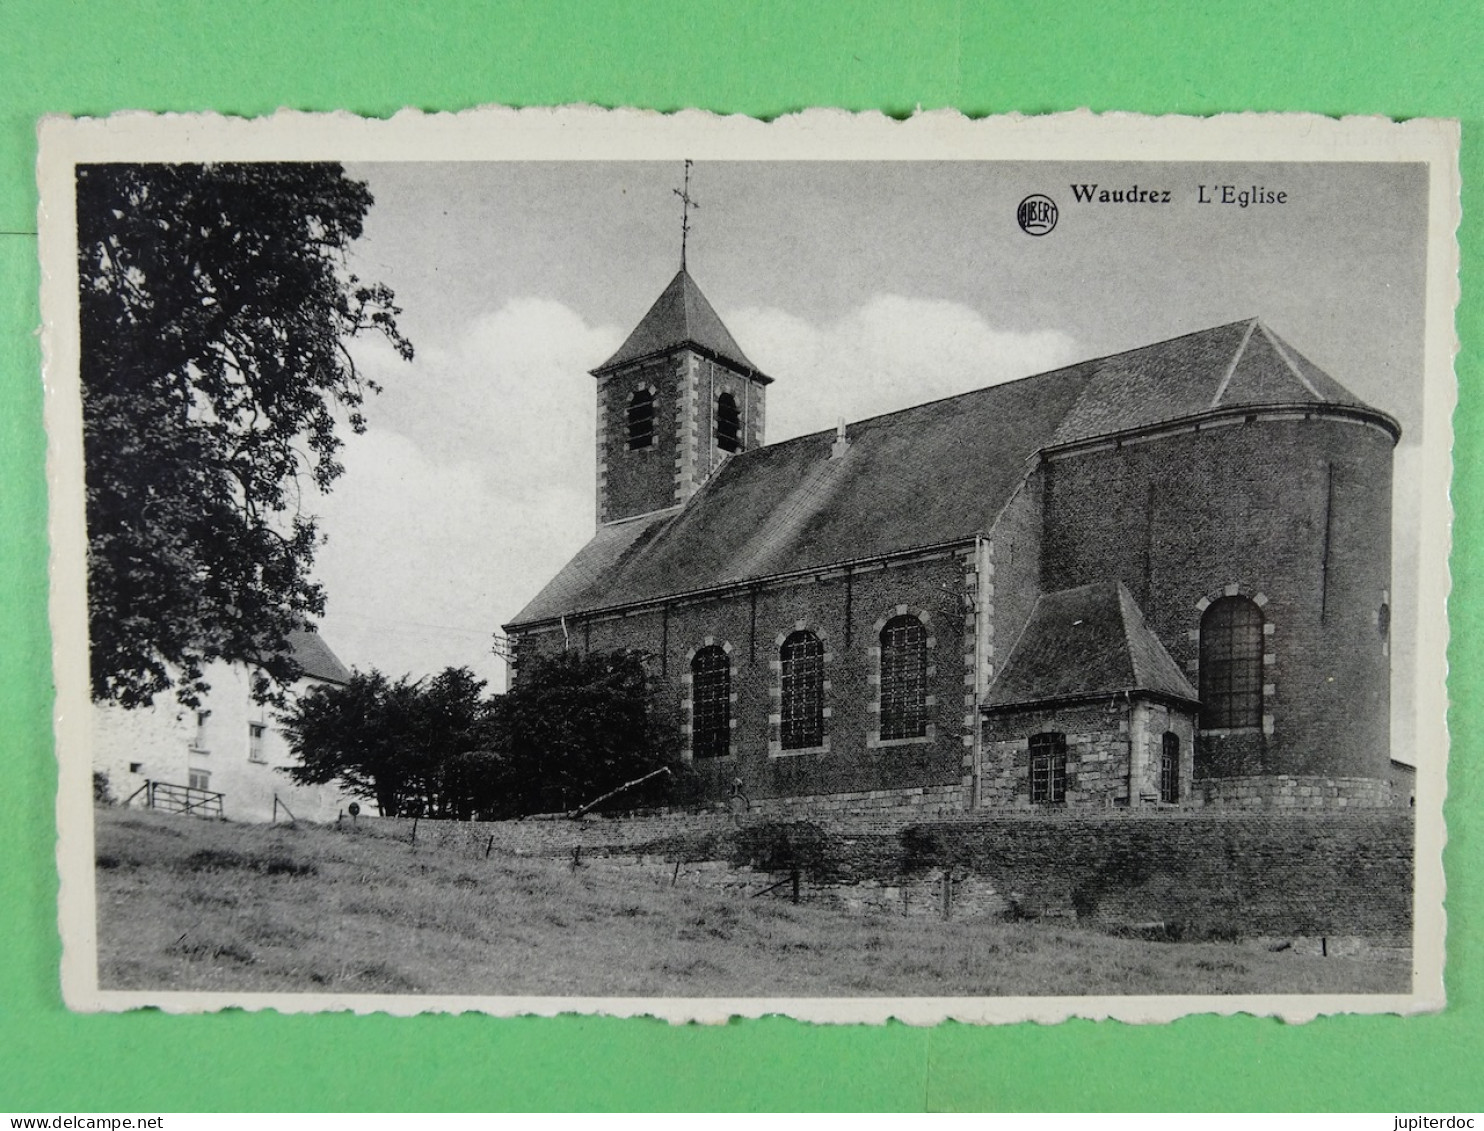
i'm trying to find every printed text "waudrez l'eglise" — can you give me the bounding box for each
[1068,184,1289,207]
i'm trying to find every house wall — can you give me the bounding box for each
[1040,413,1395,780]
[93,662,358,823]
[515,546,978,806]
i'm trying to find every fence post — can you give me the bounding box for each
[410,816,418,845]
[791,867,800,904]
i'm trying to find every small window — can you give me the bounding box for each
[1199,596,1265,729]
[780,630,825,751]
[191,710,209,752]
[1029,732,1067,804]
[626,387,655,450]
[879,614,928,740]
[716,392,742,452]
[1160,732,1180,803]
[690,646,731,759]
[248,723,267,763]
[188,768,211,791]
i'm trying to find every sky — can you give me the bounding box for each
[312,159,1431,751]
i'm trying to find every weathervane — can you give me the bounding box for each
[673,159,699,269]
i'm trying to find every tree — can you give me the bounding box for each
[77,162,413,707]
[279,666,496,818]
[281,651,689,821]
[494,649,688,816]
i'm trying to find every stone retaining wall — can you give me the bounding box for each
[354,805,1412,939]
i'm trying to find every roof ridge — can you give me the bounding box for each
[747,317,1273,458]
[1256,321,1325,400]
[1208,317,1260,408]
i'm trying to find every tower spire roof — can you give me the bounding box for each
[592,267,770,381]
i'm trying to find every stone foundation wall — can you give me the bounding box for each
[745,783,967,820]
[1196,774,1398,809]
[355,806,1413,939]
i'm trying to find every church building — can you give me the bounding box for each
[504,267,1402,816]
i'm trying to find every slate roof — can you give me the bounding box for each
[593,268,769,380]
[984,582,1199,709]
[1049,318,1377,447]
[509,317,1394,628]
[286,628,351,685]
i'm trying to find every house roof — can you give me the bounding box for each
[984,582,1199,709]
[286,628,351,685]
[509,317,1394,628]
[593,268,768,379]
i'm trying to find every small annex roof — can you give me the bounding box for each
[985,581,1198,709]
[509,318,1392,628]
[286,628,351,685]
[593,268,768,380]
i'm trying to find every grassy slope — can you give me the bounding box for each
[94,807,1409,997]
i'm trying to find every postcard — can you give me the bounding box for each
[40,108,1458,1022]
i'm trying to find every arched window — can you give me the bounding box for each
[1160,732,1180,803]
[1029,732,1067,804]
[879,614,928,740]
[1199,596,1265,729]
[690,646,730,759]
[780,630,825,750]
[716,392,742,452]
[626,387,655,450]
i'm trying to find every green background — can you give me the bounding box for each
[1,0,1479,1112]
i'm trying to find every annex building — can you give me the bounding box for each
[504,268,1405,817]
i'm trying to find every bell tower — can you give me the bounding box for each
[590,268,771,525]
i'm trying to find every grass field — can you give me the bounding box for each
[93,806,1410,997]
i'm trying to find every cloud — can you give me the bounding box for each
[730,296,1081,441]
[313,427,593,691]
[316,300,622,688]
[317,295,1079,688]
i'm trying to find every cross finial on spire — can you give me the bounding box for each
[673,159,699,270]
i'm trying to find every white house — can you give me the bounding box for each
[93,629,360,823]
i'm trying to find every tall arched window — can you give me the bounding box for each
[690,646,730,759]
[626,387,655,450]
[879,614,928,740]
[716,392,742,452]
[1199,596,1265,729]
[780,630,825,750]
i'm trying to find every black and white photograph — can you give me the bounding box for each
[41,110,1456,1023]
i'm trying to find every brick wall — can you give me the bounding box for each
[545,548,977,805]
[597,356,683,522]
[1041,415,1395,779]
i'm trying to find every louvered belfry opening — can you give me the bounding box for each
[716,392,742,452]
[626,387,655,450]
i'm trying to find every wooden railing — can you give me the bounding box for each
[122,779,224,818]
